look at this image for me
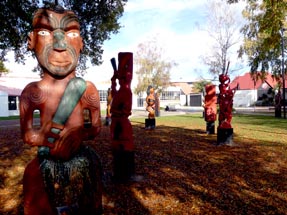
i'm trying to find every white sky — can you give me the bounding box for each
[4,0,248,85]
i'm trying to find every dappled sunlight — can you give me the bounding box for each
[7,165,25,177]
[132,187,182,214]
[1,114,287,214]
[0,127,37,215]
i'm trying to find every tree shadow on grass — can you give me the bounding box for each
[93,121,287,215]
[0,127,36,215]
[1,120,287,215]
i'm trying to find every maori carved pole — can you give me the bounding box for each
[217,62,237,145]
[105,87,112,125]
[20,5,102,215]
[145,85,156,129]
[110,52,135,182]
[204,84,217,134]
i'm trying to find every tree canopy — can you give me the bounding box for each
[192,80,212,93]
[231,0,287,81]
[201,0,243,77]
[0,0,127,72]
[134,38,176,96]
[0,61,9,76]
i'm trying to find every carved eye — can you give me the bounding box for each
[67,32,79,38]
[38,30,50,36]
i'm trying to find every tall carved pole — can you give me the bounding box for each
[204,84,217,134]
[217,62,236,145]
[145,85,156,129]
[105,88,112,125]
[110,52,135,182]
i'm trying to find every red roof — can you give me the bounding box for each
[170,82,193,94]
[230,72,285,90]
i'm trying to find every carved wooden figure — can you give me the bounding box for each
[204,85,217,134]
[218,73,235,129]
[217,69,236,145]
[105,88,112,125]
[110,52,135,182]
[146,86,156,118]
[20,6,102,215]
[145,86,156,129]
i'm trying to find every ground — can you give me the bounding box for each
[0,114,287,215]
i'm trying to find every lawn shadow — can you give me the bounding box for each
[92,120,287,214]
[0,127,36,215]
[0,118,287,215]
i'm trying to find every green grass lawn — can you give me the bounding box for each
[0,115,21,120]
[132,113,287,145]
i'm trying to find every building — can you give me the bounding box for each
[171,81,206,107]
[0,73,203,117]
[229,72,286,107]
[135,81,201,110]
[0,76,34,117]
[0,75,113,117]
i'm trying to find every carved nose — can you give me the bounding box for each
[53,30,67,50]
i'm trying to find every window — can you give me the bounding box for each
[8,96,17,110]
[98,90,108,102]
[161,91,180,100]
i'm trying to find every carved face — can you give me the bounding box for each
[28,9,83,77]
[219,74,230,84]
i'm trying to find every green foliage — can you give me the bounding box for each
[239,0,287,79]
[0,60,9,76]
[0,0,127,73]
[134,38,176,95]
[0,1,37,62]
[192,80,212,93]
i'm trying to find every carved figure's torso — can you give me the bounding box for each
[20,76,101,160]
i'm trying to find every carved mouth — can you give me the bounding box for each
[50,61,71,67]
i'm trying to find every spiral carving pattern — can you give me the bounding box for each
[27,84,48,105]
[83,91,99,109]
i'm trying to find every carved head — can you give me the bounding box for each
[219,74,230,85]
[118,52,133,85]
[205,84,215,95]
[28,6,83,77]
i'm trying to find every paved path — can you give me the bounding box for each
[0,119,21,128]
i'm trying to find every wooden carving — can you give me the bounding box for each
[20,6,102,214]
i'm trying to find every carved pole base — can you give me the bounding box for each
[275,108,282,118]
[112,149,135,183]
[206,121,215,134]
[145,118,156,129]
[105,116,112,126]
[217,128,233,145]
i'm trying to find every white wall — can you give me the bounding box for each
[233,90,257,107]
[9,110,20,116]
[0,91,9,117]
[180,95,187,106]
